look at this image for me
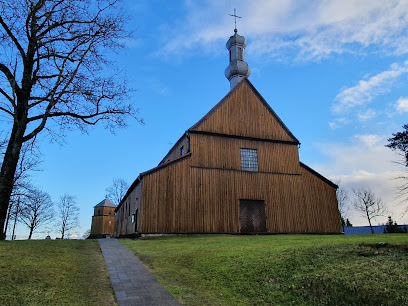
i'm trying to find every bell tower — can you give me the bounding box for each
[224,15,250,90]
[89,198,116,238]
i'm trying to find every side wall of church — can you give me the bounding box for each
[114,181,142,237]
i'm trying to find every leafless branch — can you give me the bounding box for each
[353,188,387,233]
[0,0,139,239]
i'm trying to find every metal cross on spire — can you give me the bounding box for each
[228,8,241,31]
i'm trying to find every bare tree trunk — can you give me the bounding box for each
[4,202,13,238]
[366,209,374,234]
[11,198,21,240]
[11,220,17,240]
[0,123,26,240]
[28,226,33,240]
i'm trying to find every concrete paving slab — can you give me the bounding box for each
[99,238,180,306]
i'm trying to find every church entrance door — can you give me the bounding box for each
[239,199,267,233]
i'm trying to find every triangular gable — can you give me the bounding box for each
[189,78,299,143]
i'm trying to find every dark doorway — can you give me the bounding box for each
[239,200,267,233]
[134,209,138,233]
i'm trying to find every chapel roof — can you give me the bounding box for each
[94,198,116,208]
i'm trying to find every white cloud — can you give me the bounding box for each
[315,134,396,175]
[156,0,408,61]
[332,61,408,114]
[309,134,407,224]
[354,134,382,147]
[396,96,408,113]
[328,117,349,129]
[68,233,83,240]
[357,109,376,121]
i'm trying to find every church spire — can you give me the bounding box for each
[224,10,250,90]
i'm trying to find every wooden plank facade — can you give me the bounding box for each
[90,200,116,238]
[114,79,341,236]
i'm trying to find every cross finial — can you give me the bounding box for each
[228,8,241,32]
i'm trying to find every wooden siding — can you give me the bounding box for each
[91,215,115,236]
[159,134,189,165]
[139,153,341,234]
[189,133,300,174]
[193,81,295,142]
[114,181,142,237]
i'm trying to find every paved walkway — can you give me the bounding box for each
[99,238,181,306]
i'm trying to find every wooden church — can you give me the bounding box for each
[114,29,341,236]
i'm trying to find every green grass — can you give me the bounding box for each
[121,234,408,305]
[0,240,116,305]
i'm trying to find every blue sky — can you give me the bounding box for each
[6,0,408,239]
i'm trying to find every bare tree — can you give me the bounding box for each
[105,178,129,206]
[3,141,41,236]
[20,187,54,239]
[0,0,141,240]
[395,170,408,214]
[56,194,79,239]
[387,124,408,212]
[10,196,23,240]
[353,188,387,234]
[83,228,91,239]
[336,185,349,231]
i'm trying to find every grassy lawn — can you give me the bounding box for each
[0,240,116,305]
[121,234,408,305]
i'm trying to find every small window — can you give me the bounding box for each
[131,214,135,224]
[237,47,243,60]
[98,209,101,215]
[109,210,112,215]
[180,146,184,156]
[240,148,258,171]
[229,50,232,62]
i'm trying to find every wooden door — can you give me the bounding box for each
[240,200,267,233]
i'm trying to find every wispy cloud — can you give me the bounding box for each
[315,134,395,175]
[332,61,408,114]
[155,0,408,61]
[396,96,408,113]
[328,117,349,130]
[357,109,376,121]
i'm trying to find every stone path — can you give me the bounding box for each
[99,238,181,306]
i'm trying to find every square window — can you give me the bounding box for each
[240,148,258,171]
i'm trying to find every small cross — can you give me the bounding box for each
[228,8,241,31]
